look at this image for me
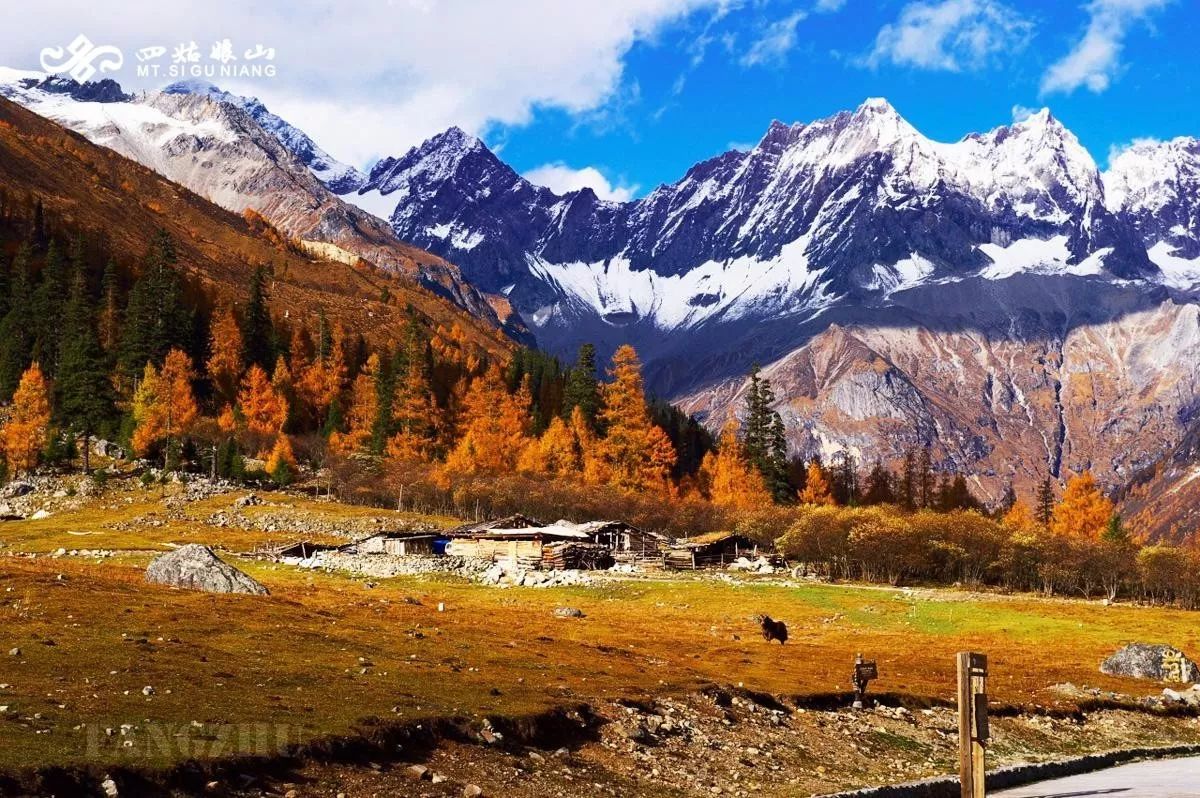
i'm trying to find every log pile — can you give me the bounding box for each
[543,542,614,571]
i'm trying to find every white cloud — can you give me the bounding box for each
[740,10,809,67]
[1,0,725,169]
[1011,104,1036,122]
[815,0,848,11]
[1106,135,1161,167]
[523,162,639,202]
[862,0,1032,71]
[1040,0,1170,96]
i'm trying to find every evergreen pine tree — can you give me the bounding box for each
[57,270,116,472]
[742,366,791,502]
[32,240,68,375]
[1102,512,1128,544]
[0,244,35,399]
[562,343,599,426]
[861,460,896,505]
[241,266,274,371]
[97,259,121,355]
[0,244,10,321]
[917,446,935,508]
[1035,476,1056,526]
[900,447,918,509]
[118,231,190,379]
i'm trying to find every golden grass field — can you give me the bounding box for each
[1,484,1199,783]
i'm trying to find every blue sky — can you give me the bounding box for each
[4,1,1197,200]
[498,0,1199,199]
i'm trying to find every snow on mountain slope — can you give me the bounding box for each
[1105,136,1200,276]
[369,98,1156,374]
[161,79,365,193]
[0,69,520,335]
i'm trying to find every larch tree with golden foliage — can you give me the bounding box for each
[131,349,198,460]
[386,344,439,463]
[1,363,52,474]
[798,461,836,505]
[518,414,582,477]
[1050,471,1114,540]
[442,364,531,475]
[297,324,346,428]
[331,353,378,455]
[205,306,243,404]
[265,433,297,484]
[235,363,288,455]
[594,345,676,493]
[700,419,771,509]
[1001,499,1038,533]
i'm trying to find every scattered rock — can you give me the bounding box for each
[1100,644,1200,683]
[100,777,119,797]
[554,607,585,618]
[406,764,429,780]
[1,481,34,498]
[93,439,126,460]
[145,545,269,596]
[31,509,52,520]
[233,493,263,509]
[463,785,484,798]
[727,556,779,574]
[7,648,19,657]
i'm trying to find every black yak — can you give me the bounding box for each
[757,615,787,644]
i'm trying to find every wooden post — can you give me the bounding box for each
[957,651,988,798]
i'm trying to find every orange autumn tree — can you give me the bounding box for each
[331,353,379,455]
[386,338,440,463]
[265,433,297,484]
[131,349,199,459]
[205,305,243,404]
[1001,499,1038,533]
[1049,471,1114,540]
[233,363,288,455]
[1,363,52,474]
[798,461,836,505]
[594,345,676,493]
[700,419,771,509]
[297,323,346,428]
[442,364,531,475]
[518,414,583,477]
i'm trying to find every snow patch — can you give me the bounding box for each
[1148,241,1200,289]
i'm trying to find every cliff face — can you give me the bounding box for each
[678,286,1200,501]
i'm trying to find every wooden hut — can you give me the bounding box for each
[355,533,439,556]
[447,513,545,538]
[664,532,762,569]
[563,520,668,558]
[446,523,591,567]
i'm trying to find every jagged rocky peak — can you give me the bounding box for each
[34,75,130,103]
[1106,136,1200,211]
[158,78,365,192]
[361,124,518,203]
[1105,136,1200,258]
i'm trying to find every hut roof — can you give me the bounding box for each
[449,513,545,537]
[678,531,756,549]
[475,524,591,540]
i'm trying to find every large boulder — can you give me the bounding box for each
[145,545,268,595]
[1100,643,1199,683]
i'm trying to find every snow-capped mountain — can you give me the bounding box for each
[357,99,1167,372]
[161,79,366,193]
[0,68,520,335]
[1104,136,1200,285]
[348,99,1200,497]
